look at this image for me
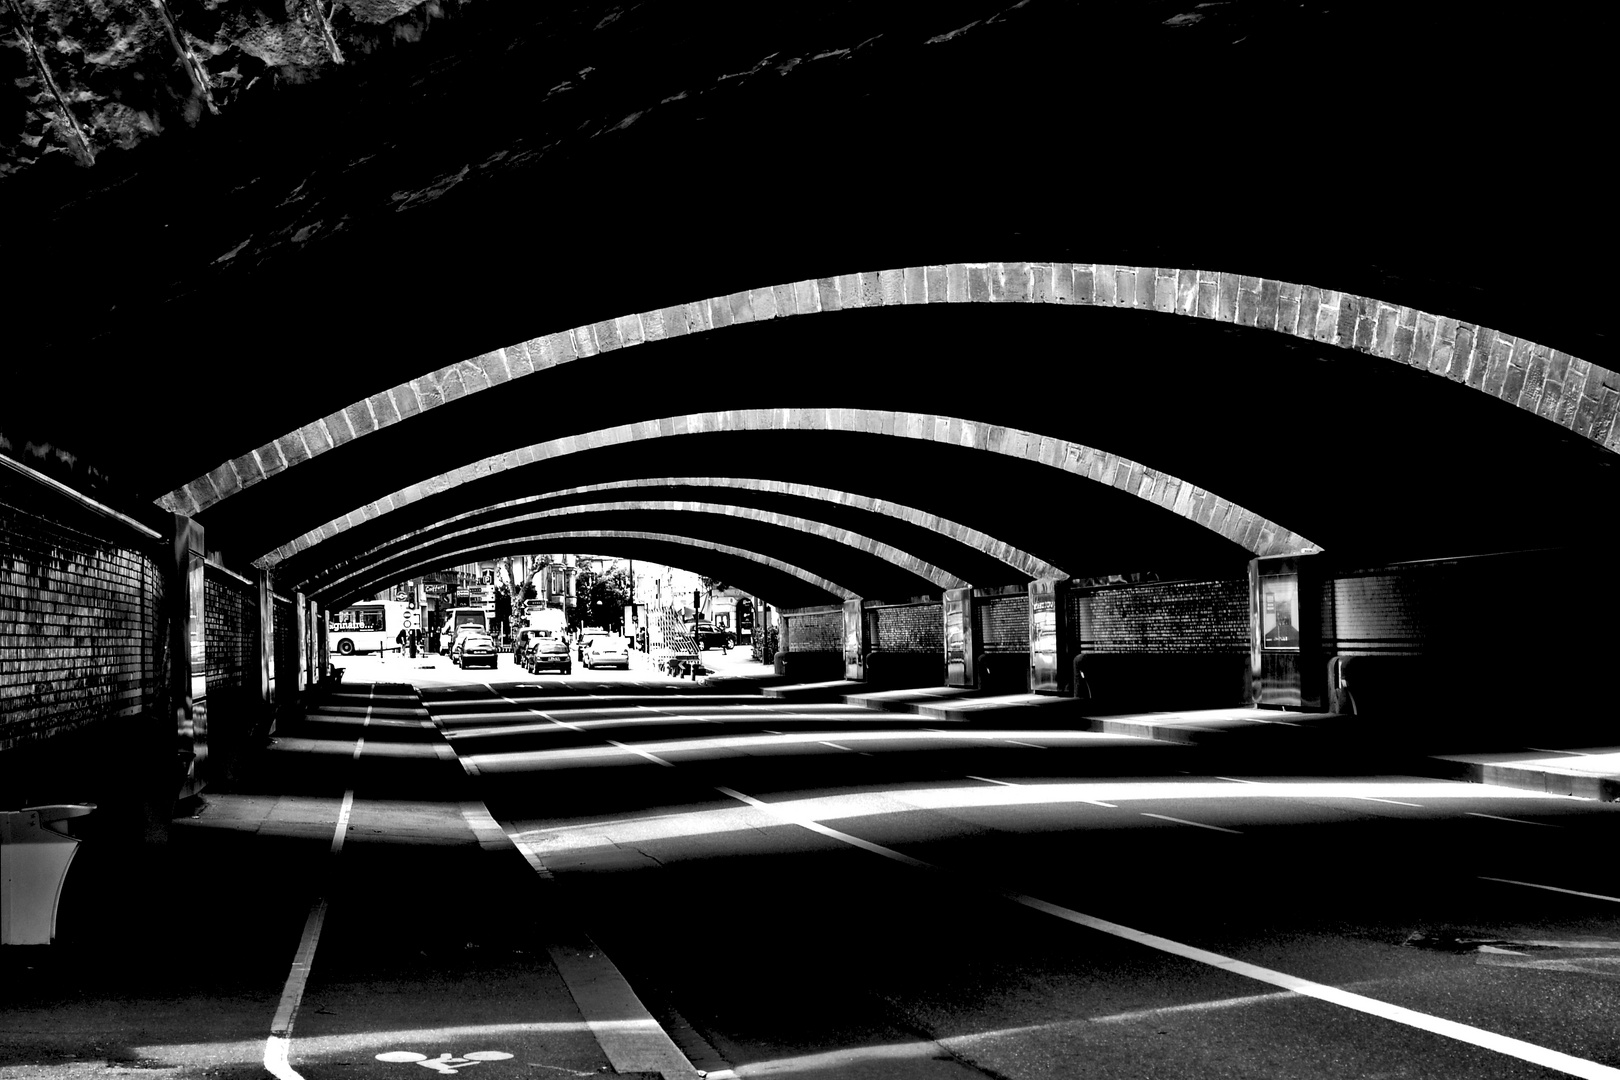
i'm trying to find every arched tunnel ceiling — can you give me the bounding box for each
[286,477,1066,591]
[2,1,1612,607]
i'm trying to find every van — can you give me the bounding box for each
[441,607,489,645]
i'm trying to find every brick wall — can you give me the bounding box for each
[273,595,297,717]
[873,601,942,653]
[1,481,159,751]
[204,568,259,761]
[783,608,841,652]
[975,592,1028,653]
[205,572,256,694]
[1324,551,1610,663]
[1077,578,1249,655]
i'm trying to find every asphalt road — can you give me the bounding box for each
[423,672,1620,1080]
[5,661,1616,1080]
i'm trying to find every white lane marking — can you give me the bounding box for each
[965,775,1118,807]
[1141,813,1242,835]
[608,740,675,768]
[1525,747,1591,756]
[431,714,698,1078]
[486,685,583,731]
[264,1035,299,1080]
[1090,990,1298,1023]
[1468,812,1558,827]
[1003,739,1045,749]
[1222,775,1444,809]
[819,741,854,752]
[1480,877,1620,905]
[715,785,1620,1080]
[264,686,372,1077]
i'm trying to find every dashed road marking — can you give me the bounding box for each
[609,740,675,767]
[265,686,373,1079]
[1479,876,1620,905]
[1141,812,1242,835]
[1468,812,1558,827]
[715,783,1620,1080]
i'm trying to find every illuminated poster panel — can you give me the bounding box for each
[1261,573,1300,650]
[944,587,973,687]
[843,598,865,680]
[1029,577,1060,693]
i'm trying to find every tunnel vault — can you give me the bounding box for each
[114,257,1613,611]
[165,261,1618,523]
[262,408,1314,610]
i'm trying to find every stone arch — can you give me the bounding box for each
[303,501,967,596]
[164,262,1619,519]
[312,529,853,609]
[259,410,1319,571]
[283,480,1063,593]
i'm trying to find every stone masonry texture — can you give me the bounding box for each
[1,480,158,751]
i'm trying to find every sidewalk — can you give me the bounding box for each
[758,679,1620,802]
[0,682,697,1080]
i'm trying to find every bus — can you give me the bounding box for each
[330,601,410,655]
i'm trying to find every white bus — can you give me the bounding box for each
[330,601,410,655]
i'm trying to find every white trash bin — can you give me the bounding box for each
[1,804,94,945]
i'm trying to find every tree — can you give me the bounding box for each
[699,575,727,617]
[572,565,632,633]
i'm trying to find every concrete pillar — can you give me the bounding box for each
[313,602,329,683]
[774,609,791,674]
[1028,576,1073,695]
[255,568,274,726]
[943,587,976,688]
[168,514,208,798]
[842,597,866,681]
[293,590,307,697]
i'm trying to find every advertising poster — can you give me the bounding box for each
[843,598,865,680]
[944,589,970,687]
[1261,573,1300,649]
[1028,578,1060,693]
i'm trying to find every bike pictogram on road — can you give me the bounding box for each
[375,1050,514,1074]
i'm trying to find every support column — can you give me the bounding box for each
[313,602,329,683]
[774,609,791,674]
[943,587,976,688]
[842,597,866,681]
[255,568,274,728]
[1028,576,1073,695]
[293,591,308,696]
[168,515,208,798]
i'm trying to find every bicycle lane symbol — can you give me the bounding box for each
[375,1051,514,1074]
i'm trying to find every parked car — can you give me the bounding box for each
[584,635,630,670]
[691,621,733,651]
[576,627,610,661]
[450,628,498,669]
[524,631,572,675]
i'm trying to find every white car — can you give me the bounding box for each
[584,635,630,670]
[576,627,610,661]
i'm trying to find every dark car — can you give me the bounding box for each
[524,632,572,675]
[450,629,498,669]
[691,621,733,651]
